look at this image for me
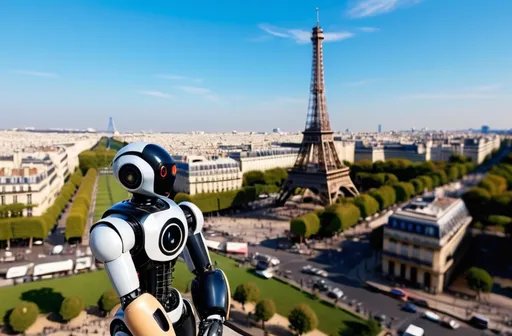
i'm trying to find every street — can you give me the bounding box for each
[249,244,484,336]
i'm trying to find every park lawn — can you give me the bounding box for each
[0,254,363,335]
[93,175,130,221]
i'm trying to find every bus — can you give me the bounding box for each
[403,324,425,336]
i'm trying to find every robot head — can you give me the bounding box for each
[112,142,177,197]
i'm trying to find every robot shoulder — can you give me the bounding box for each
[90,216,136,253]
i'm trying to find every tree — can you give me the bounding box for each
[8,302,39,332]
[364,319,381,336]
[288,304,318,335]
[340,319,380,336]
[322,203,360,235]
[466,267,493,298]
[254,299,276,331]
[353,194,379,218]
[99,289,120,313]
[60,296,85,321]
[174,192,192,204]
[243,170,265,186]
[233,283,260,311]
[290,212,320,241]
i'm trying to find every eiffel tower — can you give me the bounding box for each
[106,116,117,150]
[277,9,359,206]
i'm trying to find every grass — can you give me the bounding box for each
[93,175,131,221]
[0,253,364,335]
[93,137,126,151]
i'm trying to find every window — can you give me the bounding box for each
[27,208,33,217]
[0,196,4,205]
[422,249,433,262]
[13,195,18,203]
[27,194,32,204]
[400,243,409,256]
[412,245,420,258]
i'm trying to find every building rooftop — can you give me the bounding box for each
[388,191,471,240]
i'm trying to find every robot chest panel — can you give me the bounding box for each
[141,203,189,262]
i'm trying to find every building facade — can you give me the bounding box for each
[462,136,501,164]
[228,148,298,173]
[381,191,472,294]
[174,156,242,195]
[0,139,95,216]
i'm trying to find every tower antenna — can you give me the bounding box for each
[316,7,320,27]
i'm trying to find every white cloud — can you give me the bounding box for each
[139,91,172,98]
[358,27,380,32]
[155,74,203,83]
[346,0,423,19]
[13,70,60,78]
[258,24,354,44]
[177,86,211,95]
[345,79,378,86]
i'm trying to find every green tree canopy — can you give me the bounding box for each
[60,296,85,321]
[254,299,276,330]
[466,267,493,296]
[321,203,360,235]
[99,289,120,312]
[8,301,39,333]
[288,304,318,335]
[290,212,320,240]
[174,192,192,204]
[233,282,260,310]
[353,194,379,218]
[243,170,265,186]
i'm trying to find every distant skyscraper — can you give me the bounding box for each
[481,125,490,134]
[378,124,382,133]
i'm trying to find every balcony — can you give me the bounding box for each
[383,250,433,267]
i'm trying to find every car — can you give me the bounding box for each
[327,288,344,299]
[312,279,329,292]
[422,311,440,323]
[402,303,418,313]
[440,318,460,329]
[316,269,328,278]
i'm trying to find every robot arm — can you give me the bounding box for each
[179,202,231,335]
[90,216,176,336]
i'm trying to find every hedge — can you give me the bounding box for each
[8,301,39,333]
[0,169,82,242]
[321,203,361,235]
[60,296,85,321]
[99,289,120,312]
[65,169,97,240]
[290,212,321,240]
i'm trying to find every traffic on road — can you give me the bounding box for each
[249,243,486,336]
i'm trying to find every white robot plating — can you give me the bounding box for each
[89,142,230,336]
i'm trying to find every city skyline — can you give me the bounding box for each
[0,0,511,132]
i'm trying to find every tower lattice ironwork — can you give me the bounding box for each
[276,10,359,205]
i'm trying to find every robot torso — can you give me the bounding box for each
[100,196,189,311]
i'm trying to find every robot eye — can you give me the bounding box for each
[119,164,142,189]
[160,166,168,178]
[159,222,184,255]
[171,165,177,176]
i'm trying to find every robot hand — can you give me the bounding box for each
[198,316,224,336]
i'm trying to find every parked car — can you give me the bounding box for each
[422,311,440,323]
[440,318,460,329]
[312,279,329,292]
[327,287,344,299]
[402,303,418,313]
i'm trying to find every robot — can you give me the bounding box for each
[89,142,231,336]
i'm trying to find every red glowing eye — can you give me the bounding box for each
[171,165,177,176]
[160,166,168,178]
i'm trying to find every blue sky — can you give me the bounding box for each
[0,0,511,132]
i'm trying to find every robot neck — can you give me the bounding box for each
[131,193,159,205]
